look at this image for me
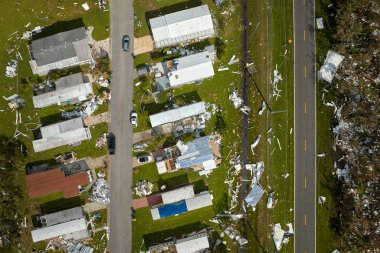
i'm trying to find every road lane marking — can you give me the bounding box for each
[305,214,307,225]
[304,29,306,41]
[304,139,307,151]
[304,177,307,189]
[304,66,307,77]
[304,101,307,114]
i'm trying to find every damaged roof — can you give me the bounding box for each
[32,117,91,152]
[33,73,93,108]
[176,135,214,169]
[149,102,206,128]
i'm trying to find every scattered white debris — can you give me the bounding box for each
[282,173,289,179]
[258,101,266,115]
[276,137,282,150]
[228,55,239,65]
[5,60,17,78]
[134,81,141,86]
[250,135,261,155]
[229,89,243,108]
[317,153,326,157]
[318,196,326,204]
[218,67,229,71]
[316,18,324,29]
[273,64,283,100]
[134,180,154,197]
[95,133,107,148]
[240,105,251,114]
[267,192,275,208]
[81,2,89,11]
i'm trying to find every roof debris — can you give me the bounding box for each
[91,173,110,204]
[134,180,154,197]
[5,60,17,78]
[229,89,243,108]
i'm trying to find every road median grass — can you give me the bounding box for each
[246,0,294,251]
[315,0,339,251]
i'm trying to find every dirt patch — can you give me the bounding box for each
[134,35,154,55]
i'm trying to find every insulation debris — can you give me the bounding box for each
[240,105,251,115]
[4,94,25,110]
[318,196,326,204]
[229,89,243,108]
[273,64,282,100]
[95,133,107,148]
[228,55,239,65]
[81,2,89,11]
[5,60,17,78]
[82,98,99,116]
[267,192,275,208]
[258,101,266,115]
[250,135,261,155]
[134,180,154,197]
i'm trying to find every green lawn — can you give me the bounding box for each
[315,0,339,251]
[89,209,108,229]
[88,230,108,253]
[245,0,294,251]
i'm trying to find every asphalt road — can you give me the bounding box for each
[108,0,134,252]
[294,0,316,252]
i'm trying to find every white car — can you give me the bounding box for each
[130,111,137,128]
[137,155,152,163]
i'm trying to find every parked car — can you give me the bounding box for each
[130,111,137,128]
[137,155,152,163]
[122,35,130,52]
[108,133,116,155]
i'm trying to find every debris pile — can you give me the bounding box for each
[98,0,106,10]
[250,135,261,155]
[62,110,82,119]
[228,89,243,108]
[4,94,25,110]
[5,60,17,78]
[91,173,110,204]
[95,133,107,148]
[223,226,248,246]
[272,223,294,251]
[67,242,94,253]
[134,180,154,197]
[82,98,99,116]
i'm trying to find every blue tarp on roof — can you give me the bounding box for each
[158,200,188,218]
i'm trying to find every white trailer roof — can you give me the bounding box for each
[149,5,214,48]
[168,52,214,87]
[33,118,91,152]
[175,233,210,253]
[161,185,195,204]
[149,102,206,128]
[31,218,89,242]
[185,192,213,211]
